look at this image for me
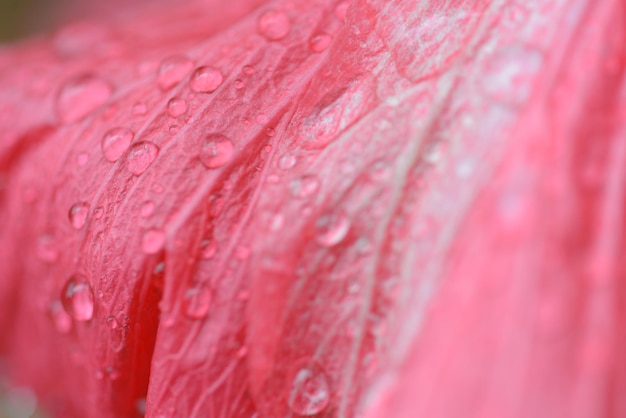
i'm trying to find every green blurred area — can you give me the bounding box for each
[0,0,55,41]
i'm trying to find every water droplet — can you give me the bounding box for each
[335,1,350,20]
[56,74,112,123]
[49,301,72,333]
[287,362,331,416]
[142,229,165,254]
[189,66,223,93]
[242,65,255,75]
[61,275,95,321]
[200,134,234,168]
[257,10,291,41]
[316,210,350,246]
[140,201,155,218]
[132,102,147,115]
[184,286,212,319]
[136,398,147,415]
[233,79,245,89]
[107,316,119,329]
[289,175,320,198]
[77,152,90,166]
[265,127,276,137]
[309,33,333,52]
[167,97,188,117]
[37,234,59,262]
[278,154,296,170]
[200,239,217,259]
[127,142,159,175]
[68,202,89,229]
[94,206,104,219]
[157,55,194,90]
[102,127,134,162]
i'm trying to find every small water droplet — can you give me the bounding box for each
[132,102,147,115]
[167,97,188,117]
[61,275,95,321]
[157,55,194,90]
[77,152,90,166]
[278,154,296,170]
[68,202,89,229]
[142,229,165,254]
[102,127,134,162]
[309,33,333,52]
[242,65,255,75]
[335,1,350,20]
[37,234,59,262]
[140,201,155,218]
[233,79,245,89]
[94,207,104,219]
[107,316,119,329]
[184,286,212,319]
[200,134,234,168]
[49,301,72,333]
[287,362,331,416]
[316,210,350,246]
[127,142,159,175]
[257,10,291,41]
[200,239,217,259]
[189,66,223,93]
[265,127,276,137]
[56,74,112,123]
[136,398,147,415]
[289,175,320,198]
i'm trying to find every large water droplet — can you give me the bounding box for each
[316,210,350,246]
[127,142,159,175]
[257,10,291,41]
[189,66,223,93]
[184,286,212,319]
[142,229,165,254]
[200,134,234,168]
[287,362,331,416]
[61,275,95,321]
[56,74,112,123]
[102,127,134,162]
[157,55,194,90]
[289,175,320,198]
[309,33,333,52]
[167,97,188,117]
[68,202,89,229]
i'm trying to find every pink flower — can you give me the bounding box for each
[0,0,624,417]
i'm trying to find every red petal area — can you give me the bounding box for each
[0,0,625,418]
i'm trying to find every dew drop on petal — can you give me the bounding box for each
[287,362,331,416]
[233,79,245,89]
[157,55,194,90]
[335,1,350,21]
[242,65,255,75]
[200,239,217,259]
[257,10,291,41]
[36,234,59,262]
[278,154,296,170]
[107,316,119,329]
[309,33,333,52]
[200,134,234,168]
[132,102,148,115]
[68,202,89,229]
[189,66,223,93]
[184,286,212,320]
[49,301,72,333]
[316,210,350,247]
[289,175,320,198]
[102,127,134,162]
[127,142,159,175]
[61,275,95,321]
[167,97,188,117]
[56,74,112,123]
[140,201,155,218]
[142,229,165,254]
